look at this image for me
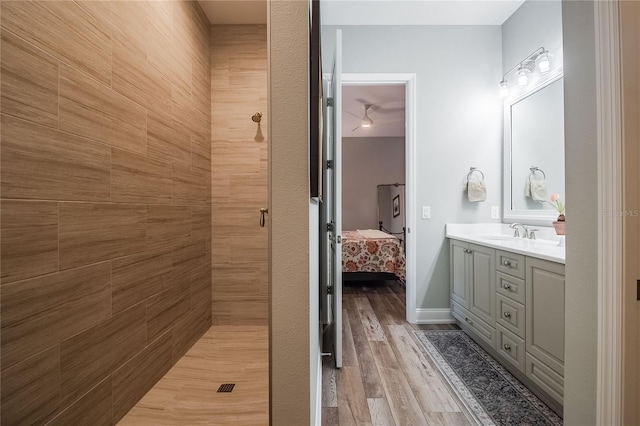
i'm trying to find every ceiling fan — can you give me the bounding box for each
[347,100,404,132]
[350,104,374,132]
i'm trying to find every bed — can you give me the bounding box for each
[342,229,406,283]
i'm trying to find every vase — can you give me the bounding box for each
[553,220,566,235]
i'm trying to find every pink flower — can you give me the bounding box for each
[547,193,565,215]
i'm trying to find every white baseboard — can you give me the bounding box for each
[415,308,456,324]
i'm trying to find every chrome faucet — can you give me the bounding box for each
[509,223,529,238]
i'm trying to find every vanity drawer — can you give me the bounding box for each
[525,352,564,406]
[496,325,525,373]
[496,293,525,338]
[496,271,525,304]
[496,250,525,279]
[452,301,496,349]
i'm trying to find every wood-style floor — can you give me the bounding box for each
[119,326,268,425]
[322,280,473,426]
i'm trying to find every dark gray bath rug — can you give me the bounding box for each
[414,330,562,426]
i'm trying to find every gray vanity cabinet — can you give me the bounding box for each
[449,238,565,411]
[525,257,565,404]
[468,245,495,325]
[450,241,496,347]
[450,241,495,320]
[450,240,470,308]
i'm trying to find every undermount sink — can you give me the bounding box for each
[478,235,560,246]
[446,223,565,264]
[478,235,515,241]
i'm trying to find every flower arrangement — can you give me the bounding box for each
[548,193,565,221]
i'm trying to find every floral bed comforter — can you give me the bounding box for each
[342,231,406,283]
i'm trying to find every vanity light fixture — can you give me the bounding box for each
[499,80,509,98]
[537,49,551,73]
[517,66,530,87]
[498,47,551,98]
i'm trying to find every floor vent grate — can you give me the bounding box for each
[217,383,235,393]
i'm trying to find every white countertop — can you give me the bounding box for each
[446,223,565,264]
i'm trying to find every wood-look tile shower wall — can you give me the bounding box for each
[211,25,268,325]
[0,1,212,424]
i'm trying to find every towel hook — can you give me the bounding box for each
[529,166,546,180]
[466,167,485,182]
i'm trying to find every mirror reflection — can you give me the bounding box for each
[507,76,565,218]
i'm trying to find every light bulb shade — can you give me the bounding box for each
[537,51,551,73]
[517,67,529,87]
[499,80,509,98]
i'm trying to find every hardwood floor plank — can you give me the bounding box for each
[387,324,462,413]
[345,297,385,399]
[425,412,472,426]
[322,356,338,408]
[323,285,472,426]
[336,366,372,426]
[367,398,396,426]
[367,294,404,326]
[370,341,428,426]
[354,297,387,342]
[322,407,339,426]
[385,290,408,318]
[342,299,359,368]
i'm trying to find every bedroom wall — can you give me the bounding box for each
[323,26,503,312]
[210,25,268,325]
[342,136,405,230]
[0,1,212,424]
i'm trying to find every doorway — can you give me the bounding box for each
[342,74,417,323]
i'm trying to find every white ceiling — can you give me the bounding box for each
[342,85,406,138]
[197,0,524,26]
[197,1,267,25]
[322,0,525,26]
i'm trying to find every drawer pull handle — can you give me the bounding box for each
[503,312,512,319]
[503,283,512,290]
[503,344,511,351]
[503,260,512,267]
[465,317,473,325]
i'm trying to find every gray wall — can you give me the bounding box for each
[502,0,564,78]
[342,137,405,230]
[502,0,565,214]
[561,0,598,423]
[323,26,503,310]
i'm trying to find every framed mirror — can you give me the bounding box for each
[503,72,564,225]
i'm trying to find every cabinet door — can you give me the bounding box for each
[469,244,496,326]
[526,257,565,376]
[450,240,470,308]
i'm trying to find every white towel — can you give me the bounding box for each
[467,180,487,202]
[530,179,547,201]
[357,229,393,239]
[525,179,531,197]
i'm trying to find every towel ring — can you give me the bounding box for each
[529,167,546,180]
[467,167,485,182]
